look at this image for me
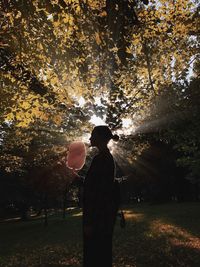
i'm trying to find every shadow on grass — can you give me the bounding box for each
[0,203,200,267]
[113,203,200,267]
[0,208,83,267]
[139,202,200,237]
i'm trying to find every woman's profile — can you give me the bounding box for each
[82,125,119,267]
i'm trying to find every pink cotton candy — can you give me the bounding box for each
[67,141,86,170]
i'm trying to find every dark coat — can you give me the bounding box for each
[83,147,118,267]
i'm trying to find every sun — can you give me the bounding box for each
[89,115,106,126]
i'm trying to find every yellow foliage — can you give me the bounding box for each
[5,113,15,121]
[53,115,63,126]
[1,0,198,134]
[126,47,132,54]
[53,20,61,27]
[95,32,101,45]
[100,11,107,17]
[90,77,96,83]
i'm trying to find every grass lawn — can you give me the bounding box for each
[0,203,200,267]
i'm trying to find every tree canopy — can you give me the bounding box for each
[0,0,200,210]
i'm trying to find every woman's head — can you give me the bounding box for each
[90,125,119,147]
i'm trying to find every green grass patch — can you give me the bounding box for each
[0,203,200,267]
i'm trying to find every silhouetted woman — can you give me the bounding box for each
[83,125,119,267]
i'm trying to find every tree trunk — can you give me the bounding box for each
[62,184,68,219]
[44,194,48,227]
